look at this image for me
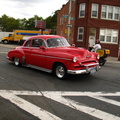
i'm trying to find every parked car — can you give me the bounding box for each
[7,35,100,79]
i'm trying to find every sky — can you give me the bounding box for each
[0,0,68,19]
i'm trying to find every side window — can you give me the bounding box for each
[24,40,31,47]
[91,4,98,18]
[47,39,55,47]
[79,3,85,17]
[77,27,84,41]
[32,39,46,47]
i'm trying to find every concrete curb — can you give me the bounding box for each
[107,57,120,64]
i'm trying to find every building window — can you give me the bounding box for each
[102,5,107,18]
[77,27,84,41]
[114,7,119,20]
[108,6,113,19]
[91,4,98,18]
[100,28,118,44]
[101,5,120,21]
[79,3,85,17]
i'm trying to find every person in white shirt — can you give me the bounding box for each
[92,40,101,52]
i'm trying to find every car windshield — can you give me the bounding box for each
[47,38,70,48]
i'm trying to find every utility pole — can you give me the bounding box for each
[67,0,72,42]
[67,0,75,42]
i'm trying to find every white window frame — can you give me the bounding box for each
[77,27,84,41]
[100,28,118,44]
[79,3,85,18]
[114,7,120,20]
[91,3,99,18]
[101,5,107,19]
[101,5,120,21]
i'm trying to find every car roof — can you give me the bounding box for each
[27,35,65,41]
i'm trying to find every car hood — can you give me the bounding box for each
[48,46,92,58]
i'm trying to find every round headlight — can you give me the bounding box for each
[97,54,100,59]
[73,57,78,62]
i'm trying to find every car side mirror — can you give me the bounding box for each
[39,46,45,50]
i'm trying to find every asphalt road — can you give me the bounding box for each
[0,44,120,120]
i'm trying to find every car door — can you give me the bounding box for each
[22,39,34,65]
[29,39,47,68]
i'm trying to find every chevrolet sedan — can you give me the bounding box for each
[7,35,100,79]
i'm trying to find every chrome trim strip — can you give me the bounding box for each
[31,54,45,57]
[27,64,52,73]
[31,54,72,61]
[46,55,71,61]
[84,63,99,67]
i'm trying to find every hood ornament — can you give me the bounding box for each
[86,56,91,58]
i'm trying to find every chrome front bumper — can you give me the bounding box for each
[67,63,100,75]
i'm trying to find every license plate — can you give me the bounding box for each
[90,69,96,74]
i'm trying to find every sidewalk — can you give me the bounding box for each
[107,56,120,64]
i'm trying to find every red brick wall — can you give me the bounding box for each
[74,0,120,57]
[56,1,76,44]
[57,0,120,57]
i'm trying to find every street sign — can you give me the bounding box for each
[70,17,75,20]
[35,20,46,29]
[66,24,72,27]
[62,15,69,18]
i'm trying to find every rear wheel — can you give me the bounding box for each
[54,63,67,79]
[14,57,21,66]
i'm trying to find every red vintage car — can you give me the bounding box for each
[7,35,100,79]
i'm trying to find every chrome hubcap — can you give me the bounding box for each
[56,66,65,78]
[14,58,19,66]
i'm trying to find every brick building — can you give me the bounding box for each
[56,0,120,57]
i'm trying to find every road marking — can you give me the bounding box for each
[0,90,120,120]
[0,91,62,120]
[88,96,120,107]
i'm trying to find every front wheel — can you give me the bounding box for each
[54,63,67,79]
[14,57,21,66]
[3,39,9,44]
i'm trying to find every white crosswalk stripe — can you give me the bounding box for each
[0,90,120,120]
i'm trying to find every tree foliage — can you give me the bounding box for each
[0,14,19,31]
[45,10,58,34]
[0,11,58,34]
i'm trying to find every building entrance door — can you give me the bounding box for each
[89,28,96,51]
[118,42,120,61]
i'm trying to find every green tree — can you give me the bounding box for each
[24,15,43,30]
[18,18,27,30]
[0,11,58,32]
[44,10,58,34]
[0,14,19,31]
